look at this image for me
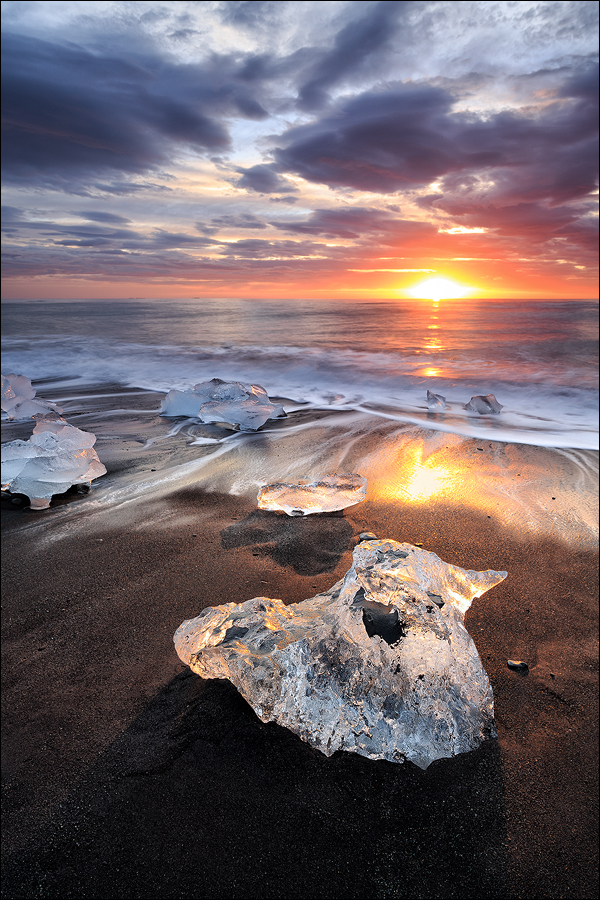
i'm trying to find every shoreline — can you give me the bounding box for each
[2,387,598,898]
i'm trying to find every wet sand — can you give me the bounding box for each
[1,394,598,899]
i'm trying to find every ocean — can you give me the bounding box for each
[2,297,598,449]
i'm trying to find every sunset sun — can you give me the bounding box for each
[409,278,473,301]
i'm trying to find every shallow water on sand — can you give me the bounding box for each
[2,381,597,551]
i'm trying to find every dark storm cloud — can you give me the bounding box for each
[297,0,410,110]
[275,68,599,204]
[235,164,297,193]
[1,32,269,190]
[274,84,470,192]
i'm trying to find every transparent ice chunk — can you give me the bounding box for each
[174,539,507,769]
[427,390,447,409]
[1,417,106,509]
[159,389,203,418]
[257,473,367,516]
[160,378,285,431]
[465,394,503,414]
[1,373,36,412]
[1,373,62,420]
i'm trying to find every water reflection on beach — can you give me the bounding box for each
[28,394,592,551]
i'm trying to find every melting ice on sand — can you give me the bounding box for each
[175,540,507,770]
[258,473,367,516]
[1,373,63,420]
[1,415,107,509]
[160,378,286,431]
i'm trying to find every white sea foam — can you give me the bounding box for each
[1,335,597,449]
[2,298,598,449]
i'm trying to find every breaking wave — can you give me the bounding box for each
[2,335,597,449]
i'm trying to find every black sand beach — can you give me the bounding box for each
[1,386,598,899]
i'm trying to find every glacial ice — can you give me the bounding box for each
[1,415,106,509]
[160,378,286,431]
[174,539,507,769]
[427,390,447,410]
[465,394,503,414]
[257,473,367,516]
[1,373,62,420]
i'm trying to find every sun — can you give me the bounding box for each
[409,278,471,301]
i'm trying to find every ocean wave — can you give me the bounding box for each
[1,335,598,449]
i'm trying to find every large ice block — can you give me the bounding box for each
[1,416,106,509]
[160,378,285,431]
[257,473,367,516]
[175,540,507,769]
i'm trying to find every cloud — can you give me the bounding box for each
[75,210,132,224]
[1,32,269,191]
[235,164,298,193]
[216,238,328,258]
[275,66,598,203]
[204,213,268,231]
[297,0,410,110]
[272,206,437,244]
[275,84,467,192]
[271,206,388,239]
[221,1,284,31]
[92,181,174,195]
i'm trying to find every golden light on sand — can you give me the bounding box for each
[385,446,452,503]
[409,278,471,301]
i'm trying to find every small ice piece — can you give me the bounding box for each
[465,394,503,414]
[174,540,507,769]
[257,473,367,516]
[160,378,285,431]
[1,418,106,509]
[1,373,62,420]
[427,390,447,409]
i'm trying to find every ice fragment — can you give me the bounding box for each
[175,539,507,769]
[465,394,503,414]
[1,373,62,420]
[1,416,106,509]
[257,473,367,516]
[160,378,285,431]
[427,390,447,409]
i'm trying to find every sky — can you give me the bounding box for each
[1,0,598,300]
